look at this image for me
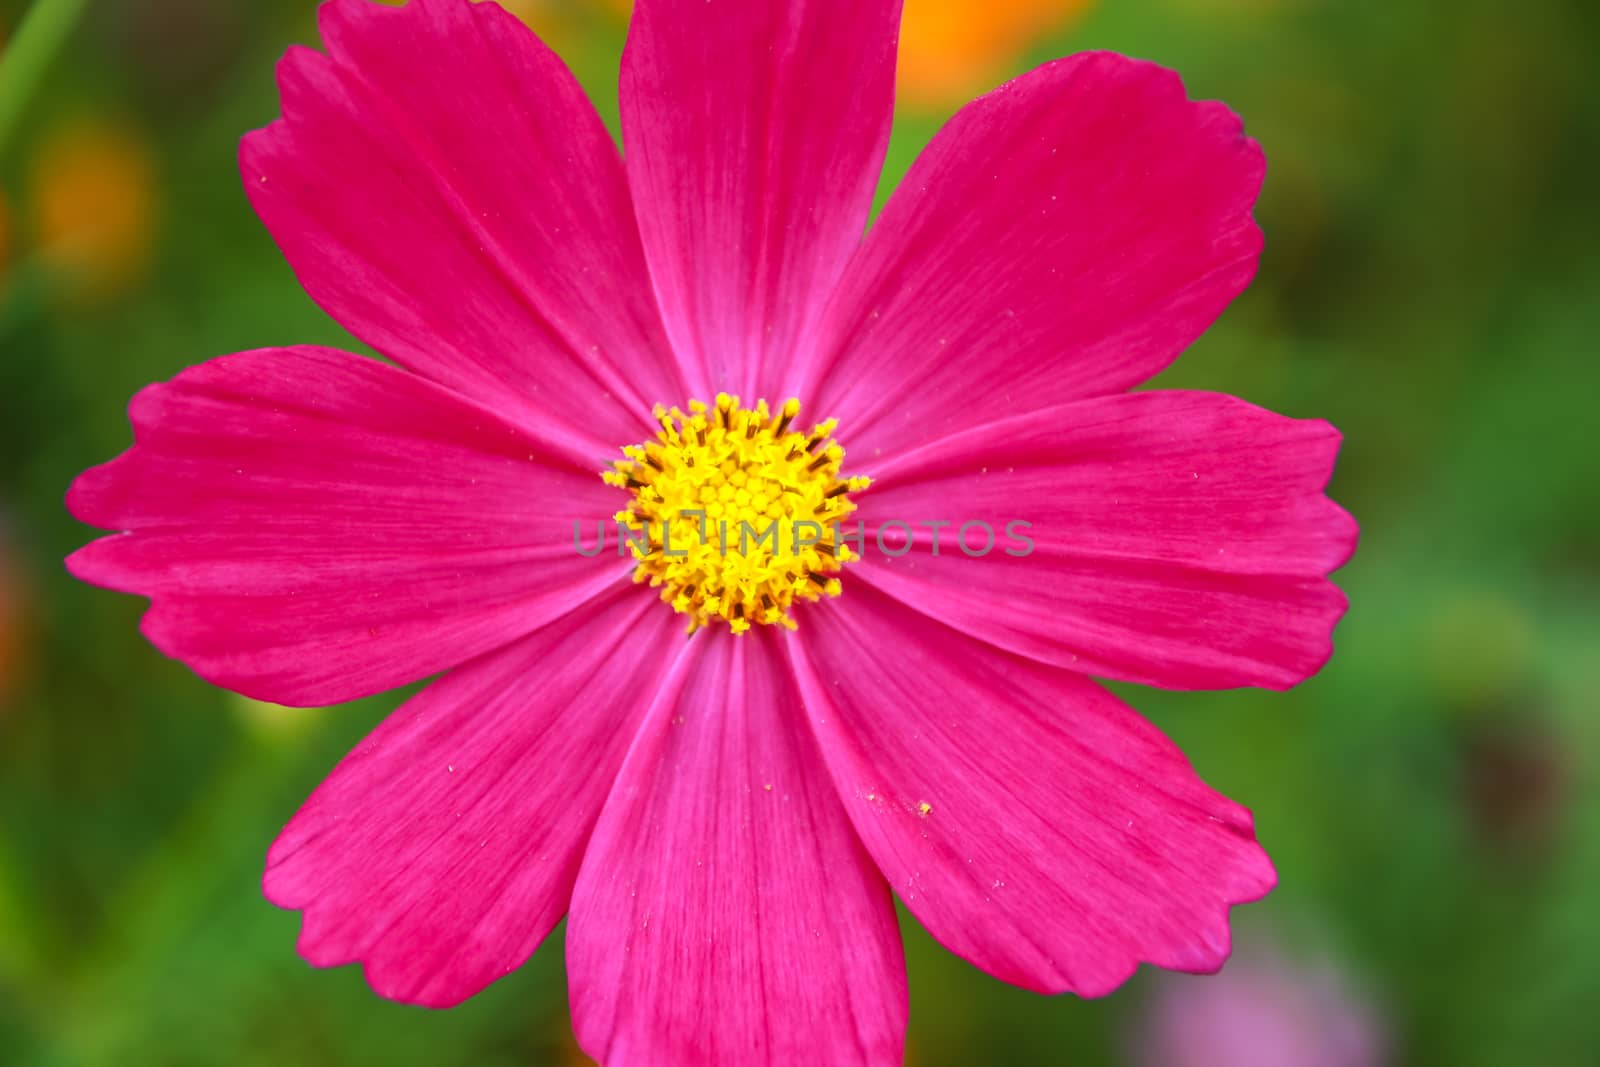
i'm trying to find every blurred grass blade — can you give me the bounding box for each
[0,0,89,159]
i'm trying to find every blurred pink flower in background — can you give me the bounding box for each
[1134,936,1391,1067]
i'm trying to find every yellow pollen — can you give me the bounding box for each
[604,394,870,634]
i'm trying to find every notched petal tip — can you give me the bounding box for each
[792,591,1285,1003]
[274,892,487,1011]
[63,464,120,531]
[240,0,683,442]
[1039,823,1276,998]
[258,594,677,1012]
[60,538,142,601]
[806,48,1275,455]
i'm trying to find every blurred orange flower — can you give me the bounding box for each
[473,0,544,24]
[485,0,548,20]
[594,0,1094,110]
[474,0,580,48]
[897,0,1094,108]
[27,117,159,302]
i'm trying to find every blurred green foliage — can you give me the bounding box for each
[1,0,1597,1064]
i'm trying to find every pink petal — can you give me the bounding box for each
[788,586,1276,997]
[620,0,901,397]
[266,589,679,1008]
[67,346,625,706]
[242,0,682,450]
[567,629,907,1066]
[788,52,1265,460]
[855,391,1356,690]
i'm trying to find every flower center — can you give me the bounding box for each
[604,394,870,634]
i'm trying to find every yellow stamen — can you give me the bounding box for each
[604,395,870,633]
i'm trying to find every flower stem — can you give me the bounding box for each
[0,0,89,160]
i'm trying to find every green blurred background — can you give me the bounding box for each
[1,0,1596,1064]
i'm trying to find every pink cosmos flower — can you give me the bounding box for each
[65,0,1356,1063]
